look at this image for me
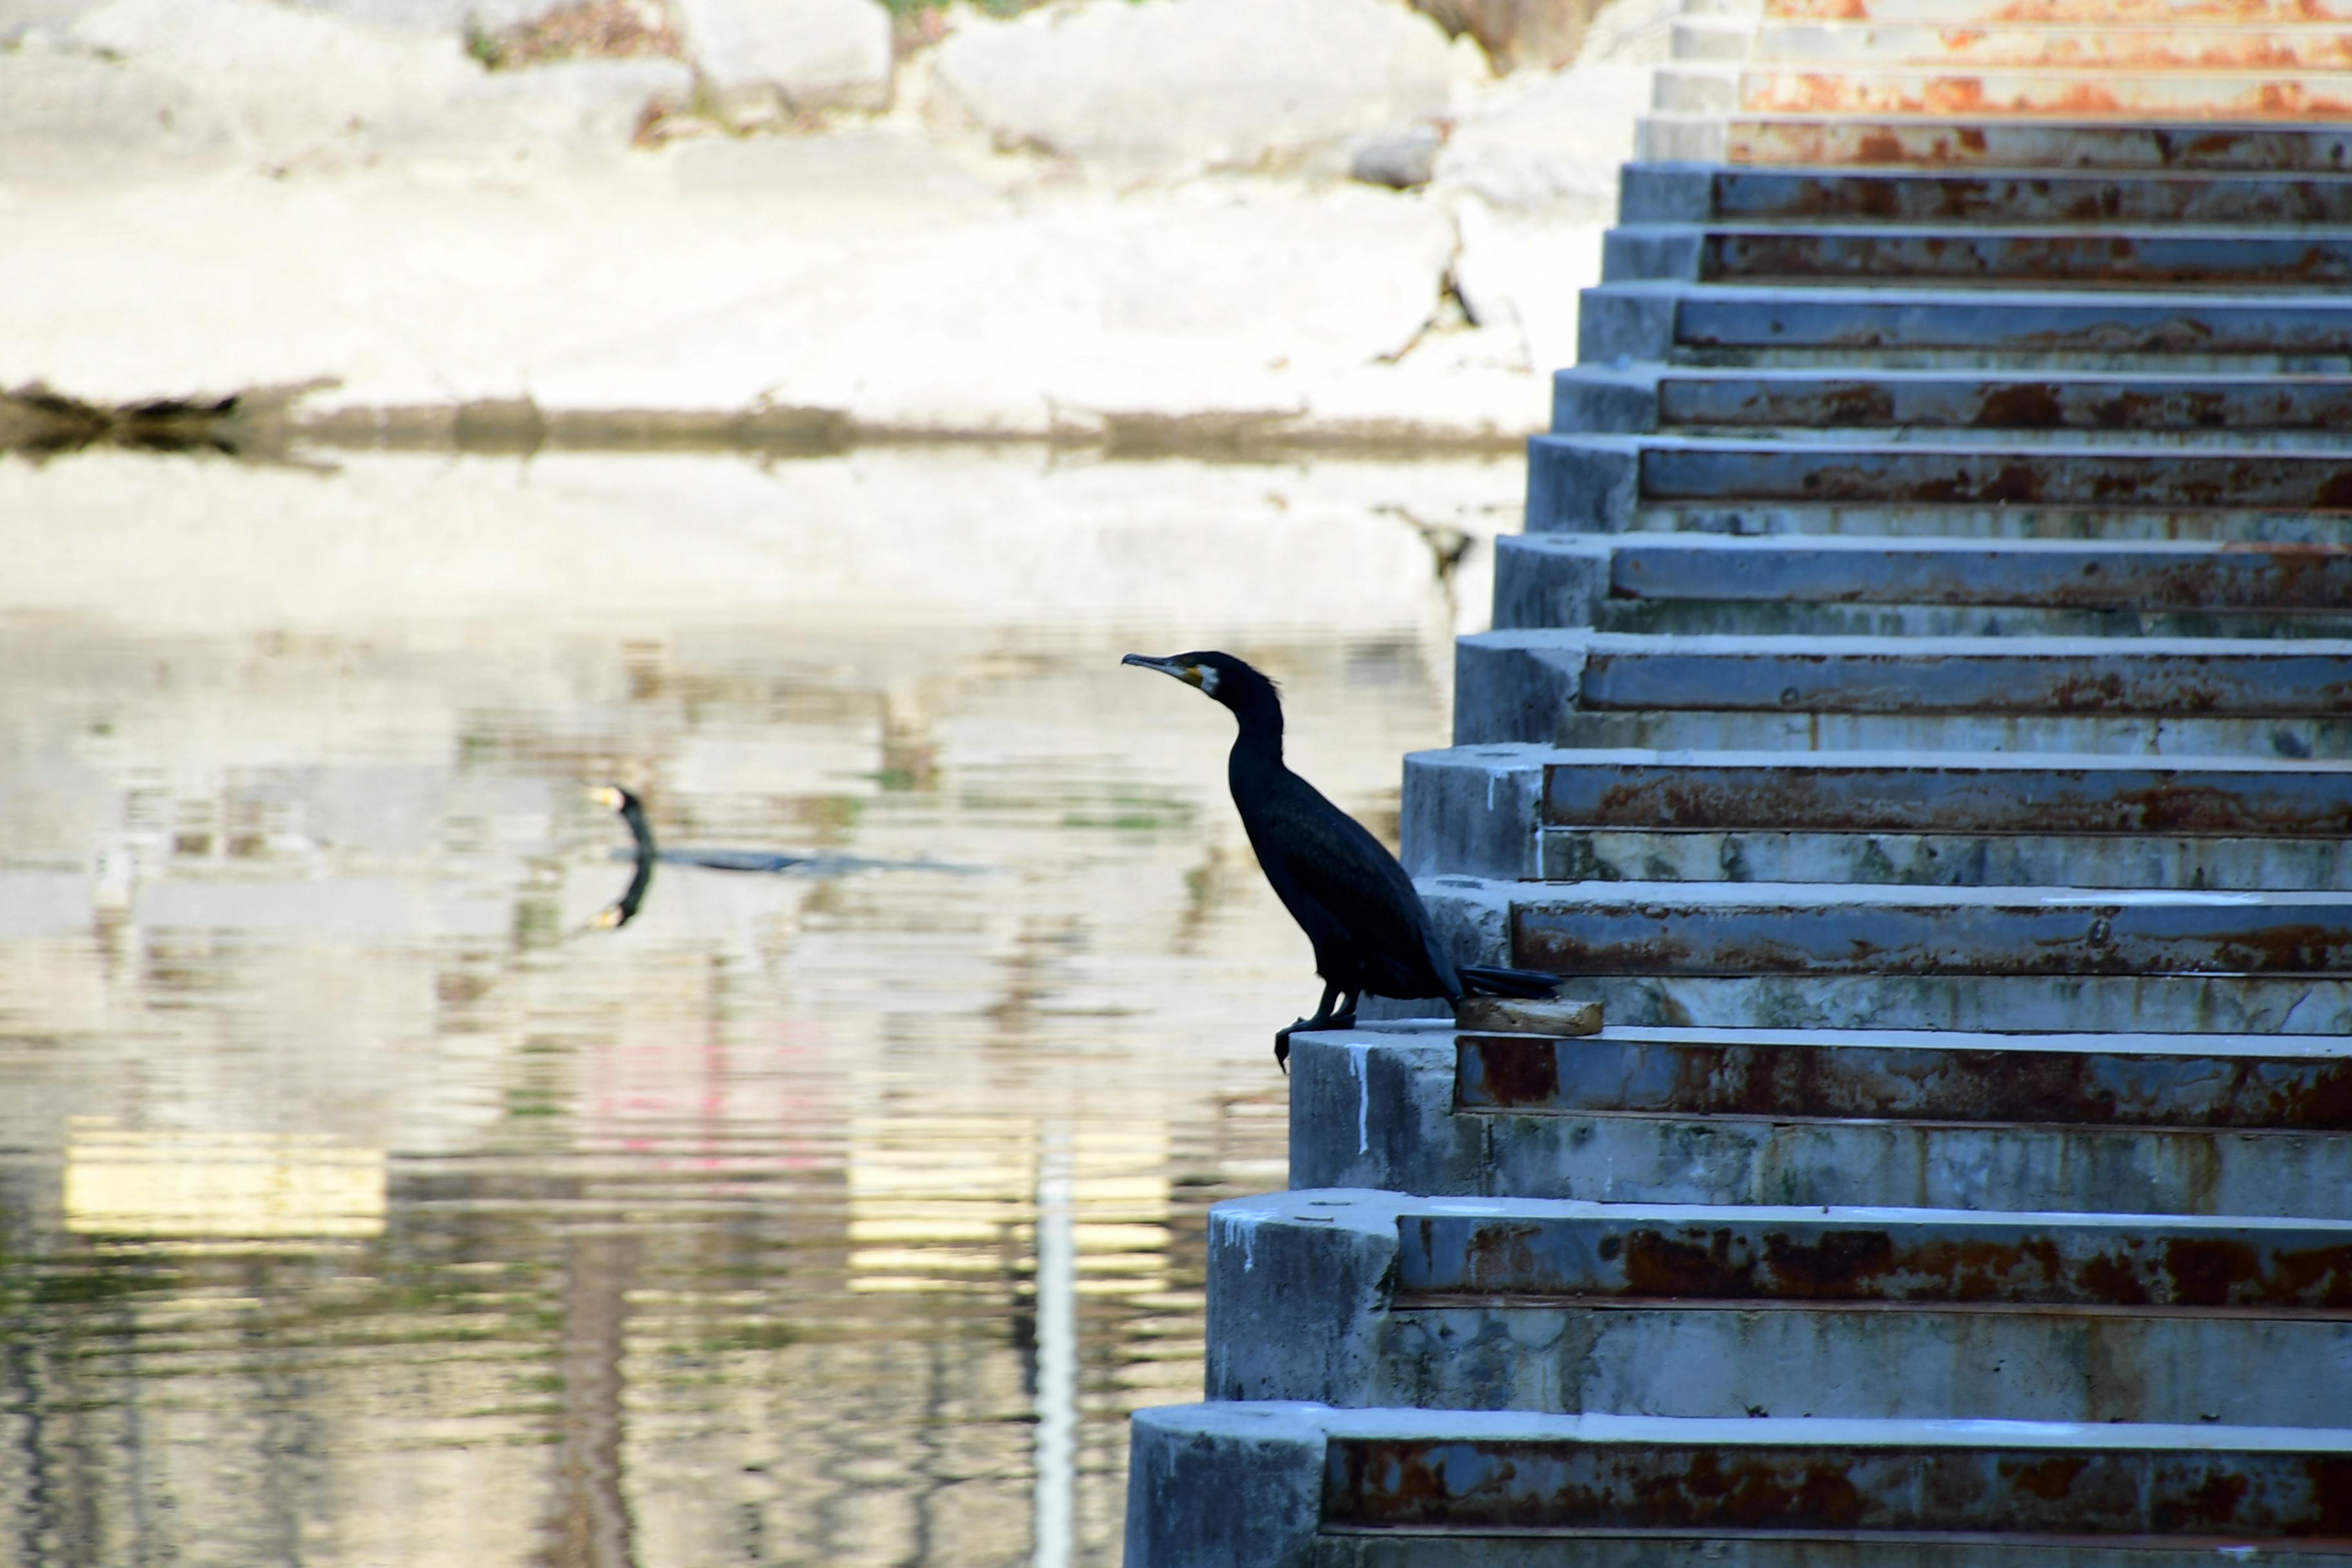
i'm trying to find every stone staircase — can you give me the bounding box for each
[1124,0,2352,1559]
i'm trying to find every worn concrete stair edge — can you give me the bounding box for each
[1400,742,2352,881]
[1768,0,2352,23]
[1412,764,2352,892]
[1469,967,2352,1032]
[1447,1023,2352,1126]
[1632,441,2352,509]
[1522,460,2352,545]
[1493,534,2352,630]
[1404,877,2352,1028]
[1553,363,2352,436]
[1459,699,2352,763]
[1527,433,2352,528]
[1127,1402,2352,1568]
[1642,111,1737,163]
[1496,545,2352,639]
[1747,21,2352,68]
[1538,589,2352,644]
[1286,1026,2352,1217]
[1453,627,2352,721]
[1578,280,2352,366]
[1673,12,1761,58]
[1536,749,2352,832]
[1445,742,2352,827]
[1604,222,2352,287]
[1201,1189,2352,1423]
[1640,113,2352,168]
[1620,161,2352,226]
[1536,819,2352,887]
[1525,500,2352,548]
[1503,877,2352,977]
[1318,1535,2352,1565]
[1654,63,2352,119]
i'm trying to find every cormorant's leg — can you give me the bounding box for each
[1273,983,1343,1073]
[1330,989,1360,1030]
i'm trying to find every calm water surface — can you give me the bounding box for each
[0,445,1515,1567]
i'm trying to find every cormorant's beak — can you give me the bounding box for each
[1121,653,1201,688]
[588,785,623,810]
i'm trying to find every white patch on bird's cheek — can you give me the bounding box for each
[1195,666,1219,695]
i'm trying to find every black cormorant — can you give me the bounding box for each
[591,784,658,928]
[596,784,818,874]
[1122,651,1557,1068]
[589,784,971,929]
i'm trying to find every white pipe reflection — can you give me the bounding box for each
[1033,1124,1075,1568]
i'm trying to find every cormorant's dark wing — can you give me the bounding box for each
[1459,963,1560,999]
[1237,768,1451,999]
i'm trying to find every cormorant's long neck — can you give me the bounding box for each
[1225,687,1285,766]
[622,801,657,858]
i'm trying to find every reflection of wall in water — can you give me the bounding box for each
[0,448,1472,1567]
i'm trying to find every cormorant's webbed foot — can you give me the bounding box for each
[1275,983,1346,1074]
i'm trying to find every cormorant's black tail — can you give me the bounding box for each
[1459,965,1560,1000]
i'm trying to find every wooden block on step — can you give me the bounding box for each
[1455,996,1603,1037]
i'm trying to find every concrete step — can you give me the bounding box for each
[1402,743,2352,887]
[1664,171,2352,233]
[1580,280,2352,369]
[1548,503,2352,545]
[1748,21,2352,69]
[1529,434,2352,533]
[1456,625,2352,755]
[1414,876,2352,1028]
[1456,629,2352,723]
[1207,1190,2352,1424]
[1126,1403,2352,1568]
[1640,112,2352,170]
[1589,599,2352,640]
[1672,13,1760,58]
[1537,706,2352,758]
[1542,751,2352,833]
[1504,535,2352,618]
[1767,0,2352,22]
[1453,1024,2352,1130]
[1555,364,2352,436]
[1494,879,2352,977]
[1559,977,2352,1037]
[1636,438,2352,507]
[1660,63,2352,119]
[1289,1025,2352,1215]
[1606,222,2352,288]
[1538,820,2352,885]
[1622,162,2352,228]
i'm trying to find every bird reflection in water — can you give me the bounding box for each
[1122,651,1559,1070]
[589,783,968,928]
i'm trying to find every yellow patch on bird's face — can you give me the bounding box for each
[1190,664,1219,695]
[593,786,623,810]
